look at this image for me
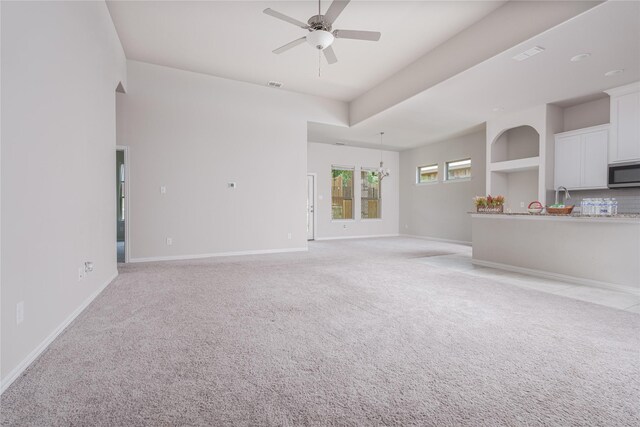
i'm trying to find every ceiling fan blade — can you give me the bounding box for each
[323,0,350,25]
[333,29,381,41]
[323,45,338,64]
[263,8,309,29]
[273,37,307,54]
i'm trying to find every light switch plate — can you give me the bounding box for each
[160,186,166,194]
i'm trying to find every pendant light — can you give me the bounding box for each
[377,132,390,181]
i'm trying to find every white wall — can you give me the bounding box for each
[503,170,539,213]
[563,97,610,132]
[399,131,486,244]
[1,1,126,388]
[307,143,399,239]
[117,61,348,261]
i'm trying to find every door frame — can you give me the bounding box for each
[307,173,317,241]
[116,145,130,263]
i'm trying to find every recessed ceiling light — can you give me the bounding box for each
[570,53,591,62]
[512,46,545,61]
[605,69,624,77]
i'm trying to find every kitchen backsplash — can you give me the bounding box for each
[567,188,640,213]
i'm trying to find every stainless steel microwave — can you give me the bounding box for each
[608,161,640,188]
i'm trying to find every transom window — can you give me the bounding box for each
[417,164,438,183]
[446,158,471,181]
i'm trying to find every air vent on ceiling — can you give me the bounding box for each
[335,142,346,146]
[267,81,283,88]
[512,46,545,61]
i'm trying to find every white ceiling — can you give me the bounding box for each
[308,0,640,150]
[106,0,505,102]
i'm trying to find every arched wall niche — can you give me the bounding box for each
[490,125,540,163]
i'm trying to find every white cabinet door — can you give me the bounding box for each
[607,84,640,163]
[582,130,608,188]
[555,135,582,189]
[614,92,640,162]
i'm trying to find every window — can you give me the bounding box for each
[331,167,354,220]
[417,164,438,183]
[361,169,381,219]
[446,158,471,181]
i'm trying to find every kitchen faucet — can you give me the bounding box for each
[555,186,571,205]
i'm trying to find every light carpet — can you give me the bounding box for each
[1,237,639,426]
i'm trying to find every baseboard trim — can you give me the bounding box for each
[129,247,308,263]
[1,271,119,394]
[471,259,640,296]
[400,234,472,246]
[314,234,399,241]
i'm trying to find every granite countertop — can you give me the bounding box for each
[470,212,640,219]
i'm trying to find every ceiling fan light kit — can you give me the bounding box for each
[264,0,381,65]
[306,30,334,50]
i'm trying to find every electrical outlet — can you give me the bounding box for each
[287,233,292,240]
[405,224,409,229]
[78,267,85,280]
[160,186,166,194]
[227,182,237,189]
[166,237,173,246]
[343,224,347,229]
[16,302,24,325]
[520,202,525,208]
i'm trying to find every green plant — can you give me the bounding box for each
[332,169,352,184]
[492,195,505,206]
[473,195,505,207]
[473,196,488,207]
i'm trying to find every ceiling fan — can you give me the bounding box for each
[264,0,381,64]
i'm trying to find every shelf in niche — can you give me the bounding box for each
[490,156,540,173]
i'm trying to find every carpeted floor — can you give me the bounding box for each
[2,237,639,426]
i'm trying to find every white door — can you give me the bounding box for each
[307,174,315,241]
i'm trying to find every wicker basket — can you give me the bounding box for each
[477,206,504,213]
[546,205,574,215]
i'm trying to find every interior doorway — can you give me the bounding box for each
[307,174,316,241]
[116,146,129,262]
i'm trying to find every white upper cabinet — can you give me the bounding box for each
[555,125,609,190]
[555,134,582,189]
[605,82,640,164]
[581,130,609,188]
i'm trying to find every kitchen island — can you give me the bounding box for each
[471,213,640,294]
